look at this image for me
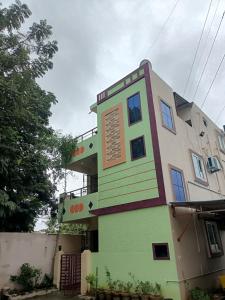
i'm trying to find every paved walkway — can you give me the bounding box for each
[33,292,80,300]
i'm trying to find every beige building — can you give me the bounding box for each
[150,61,225,299]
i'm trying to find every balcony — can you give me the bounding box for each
[59,175,98,222]
[67,127,98,174]
[60,182,98,200]
[60,189,98,223]
[76,127,97,143]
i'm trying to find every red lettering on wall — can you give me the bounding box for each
[69,203,84,214]
[72,146,85,157]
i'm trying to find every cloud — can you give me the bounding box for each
[4,0,225,229]
[4,0,223,131]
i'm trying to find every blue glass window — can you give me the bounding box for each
[170,168,186,202]
[127,93,142,125]
[160,100,174,130]
[130,136,146,160]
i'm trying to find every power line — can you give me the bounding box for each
[183,0,213,96]
[200,52,225,108]
[147,0,181,53]
[188,0,221,93]
[193,11,225,99]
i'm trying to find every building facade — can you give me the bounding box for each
[59,60,225,300]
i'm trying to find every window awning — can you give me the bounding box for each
[170,200,225,219]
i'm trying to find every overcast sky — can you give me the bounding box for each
[4,0,225,228]
[5,0,224,134]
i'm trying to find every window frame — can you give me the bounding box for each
[152,243,170,260]
[159,98,176,134]
[205,221,223,258]
[190,150,208,186]
[130,135,146,161]
[127,92,142,126]
[218,134,225,154]
[203,117,208,127]
[169,165,187,202]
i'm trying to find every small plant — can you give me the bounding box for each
[10,263,41,291]
[39,274,53,289]
[129,273,140,293]
[190,287,210,300]
[138,281,154,294]
[153,282,161,296]
[117,280,124,292]
[105,267,114,290]
[86,273,97,292]
[123,281,133,293]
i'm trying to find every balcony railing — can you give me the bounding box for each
[59,185,98,202]
[76,127,97,143]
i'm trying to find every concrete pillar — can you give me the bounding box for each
[53,250,64,289]
[81,250,92,295]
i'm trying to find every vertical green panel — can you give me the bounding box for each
[97,78,159,208]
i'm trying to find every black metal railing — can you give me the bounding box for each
[76,127,97,143]
[59,185,98,202]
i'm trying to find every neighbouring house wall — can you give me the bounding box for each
[92,206,181,300]
[149,68,225,299]
[150,69,225,204]
[0,233,81,289]
[169,207,225,300]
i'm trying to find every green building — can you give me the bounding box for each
[59,60,225,300]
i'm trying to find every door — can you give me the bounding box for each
[60,254,81,293]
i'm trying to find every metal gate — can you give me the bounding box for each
[60,254,81,294]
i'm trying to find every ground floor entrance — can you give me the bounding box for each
[60,254,81,294]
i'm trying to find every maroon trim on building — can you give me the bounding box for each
[91,62,166,217]
[143,63,166,205]
[90,197,165,216]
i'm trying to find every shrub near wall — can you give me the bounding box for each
[86,269,163,300]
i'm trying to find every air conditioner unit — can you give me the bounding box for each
[207,156,221,173]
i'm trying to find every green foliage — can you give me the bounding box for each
[86,273,97,291]
[10,263,41,291]
[103,269,161,296]
[0,1,77,231]
[122,281,133,293]
[39,274,53,289]
[153,282,161,296]
[44,215,86,234]
[129,273,161,295]
[137,281,154,295]
[190,287,210,300]
[105,267,114,291]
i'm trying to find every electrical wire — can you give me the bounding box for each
[200,52,225,108]
[188,0,221,93]
[193,11,225,99]
[147,0,181,53]
[183,0,213,96]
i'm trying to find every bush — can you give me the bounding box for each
[191,287,210,300]
[10,263,41,291]
[39,274,53,289]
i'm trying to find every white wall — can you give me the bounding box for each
[0,233,81,288]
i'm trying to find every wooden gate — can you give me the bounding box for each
[60,254,81,294]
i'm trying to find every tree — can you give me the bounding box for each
[0,1,76,231]
[44,215,86,235]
